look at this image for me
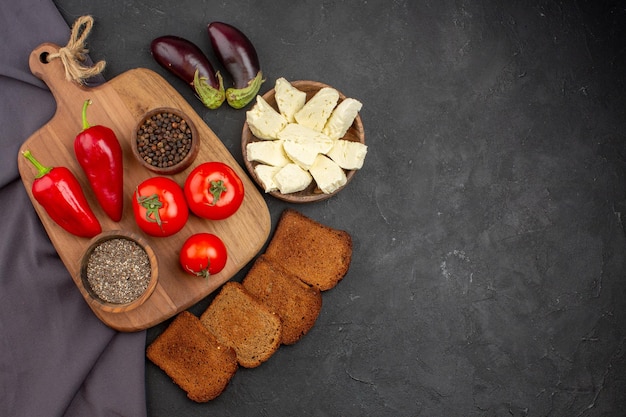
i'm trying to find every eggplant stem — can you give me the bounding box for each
[194,69,226,109]
[225,71,264,109]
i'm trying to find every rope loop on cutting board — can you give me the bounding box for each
[46,15,106,84]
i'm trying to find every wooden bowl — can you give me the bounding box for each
[132,107,200,175]
[80,231,158,313]
[241,80,365,203]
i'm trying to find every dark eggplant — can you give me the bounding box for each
[150,35,225,109]
[208,22,264,109]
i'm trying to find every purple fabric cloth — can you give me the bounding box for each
[0,1,147,416]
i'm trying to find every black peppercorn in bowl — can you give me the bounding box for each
[131,107,199,175]
[79,230,158,313]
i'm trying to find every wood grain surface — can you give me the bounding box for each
[17,43,271,332]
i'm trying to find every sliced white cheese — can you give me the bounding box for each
[294,87,339,132]
[246,95,288,140]
[274,77,307,123]
[282,140,318,171]
[323,98,363,140]
[246,140,291,167]
[326,140,368,170]
[277,123,334,154]
[273,163,312,194]
[309,154,347,194]
[254,164,281,193]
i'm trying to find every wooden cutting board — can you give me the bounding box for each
[17,43,271,332]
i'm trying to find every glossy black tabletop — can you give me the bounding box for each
[52,1,626,415]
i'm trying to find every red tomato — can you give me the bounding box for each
[132,176,189,237]
[179,233,227,277]
[184,162,244,220]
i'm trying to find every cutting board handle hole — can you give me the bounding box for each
[38,52,50,64]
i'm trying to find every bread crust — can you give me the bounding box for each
[243,255,322,345]
[265,209,352,291]
[146,311,238,402]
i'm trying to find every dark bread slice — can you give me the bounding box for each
[200,281,282,368]
[146,311,238,402]
[264,209,352,291]
[243,254,322,345]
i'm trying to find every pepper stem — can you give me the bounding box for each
[22,150,52,178]
[81,99,92,130]
[225,71,264,109]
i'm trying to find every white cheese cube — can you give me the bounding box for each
[294,87,339,132]
[309,154,347,194]
[246,95,288,140]
[273,163,312,194]
[326,140,368,170]
[277,123,334,154]
[254,164,281,193]
[282,140,318,170]
[274,77,306,122]
[246,140,291,167]
[323,98,363,140]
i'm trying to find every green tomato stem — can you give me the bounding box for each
[186,264,211,279]
[209,179,227,206]
[136,193,163,228]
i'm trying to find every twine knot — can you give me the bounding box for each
[46,15,106,84]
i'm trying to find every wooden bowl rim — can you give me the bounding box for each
[131,106,200,175]
[80,230,159,313]
[241,80,365,203]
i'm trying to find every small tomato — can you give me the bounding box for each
[184,162,244,220]
[179,233,227,277]
[132,176,189,237]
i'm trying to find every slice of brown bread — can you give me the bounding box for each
[264,209,352,291]
[242,254,323,345]
[200,281,282,368]
[146,311,238,402]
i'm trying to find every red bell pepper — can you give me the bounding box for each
[74,99,124,221]
[22,150,102,238]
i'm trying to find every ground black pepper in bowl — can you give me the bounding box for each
[86,238,151,304]
[132,108,199,175]
[81,232,159,313]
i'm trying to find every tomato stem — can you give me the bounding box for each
[209,179,227,206]
[136,193,163,228]
[186,264,211,279]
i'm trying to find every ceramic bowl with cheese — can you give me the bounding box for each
[241,79,366,203]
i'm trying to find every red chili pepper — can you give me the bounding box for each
[74,99,124,221]
[22,150,102,238]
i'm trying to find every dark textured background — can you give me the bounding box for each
[52,1,626,415]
